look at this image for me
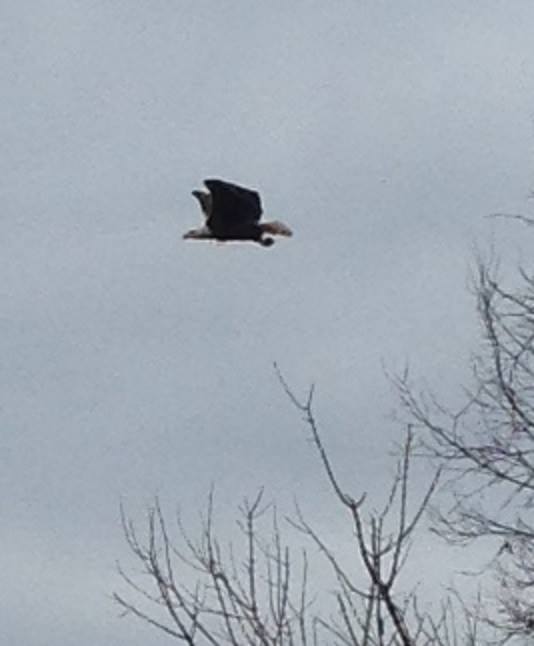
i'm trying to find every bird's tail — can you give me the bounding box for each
[260,221,293,237]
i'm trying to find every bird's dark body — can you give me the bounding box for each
[211,223,264,243]
[203,179,263,242]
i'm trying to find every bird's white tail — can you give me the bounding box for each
[260,221,293,237]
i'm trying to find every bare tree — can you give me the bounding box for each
[396,244,534,642]
[115,367,483,644]
[275,368,439,646]
[115,490,312,645]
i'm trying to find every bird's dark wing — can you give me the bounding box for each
[204,179,263,232]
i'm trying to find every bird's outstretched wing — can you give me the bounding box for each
[204,179,262,233]
[191,190,212,220]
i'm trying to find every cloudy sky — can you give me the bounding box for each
[3,1,534,644]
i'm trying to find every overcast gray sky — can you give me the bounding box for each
[3,2,534,644]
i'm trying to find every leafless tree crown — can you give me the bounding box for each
[397,251,534,642]
[115,371,480,644]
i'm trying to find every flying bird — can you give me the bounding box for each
[183,179,293,247]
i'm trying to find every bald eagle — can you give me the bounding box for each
[183,179,293,247]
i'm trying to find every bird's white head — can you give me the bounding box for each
[183,225,213,240]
